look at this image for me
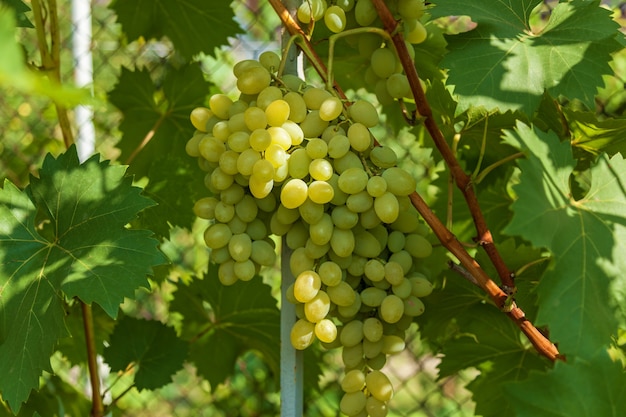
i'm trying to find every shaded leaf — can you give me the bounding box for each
[566,109,626,156]
[111,0,243,59]
[104,316,188,390]
[170,267,280,389]
[0,0,33,27]
[503,123,626,357]
[0,146,165,411]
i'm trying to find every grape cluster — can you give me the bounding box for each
[186,51,434,417]
[296,0,429,106]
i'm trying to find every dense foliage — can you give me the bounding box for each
[1,0,626,416]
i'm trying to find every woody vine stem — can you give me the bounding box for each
[268,0,561,362]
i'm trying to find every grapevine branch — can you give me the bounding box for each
[268,0,561,362]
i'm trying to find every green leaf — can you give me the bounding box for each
[104,316,188,390]
[170,267,280,389]
[0,0,33,27]
[0,9,86,105]
[503,123,626,357]
[108,64,209,178]
[566,110,626,156]
[110,0,243,59]
[0,146,165,412]
[506,351,626,417]
[432,0,621,113]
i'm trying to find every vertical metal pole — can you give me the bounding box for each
[280,1,304,416]
[71,0,95,162]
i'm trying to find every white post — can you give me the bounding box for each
[71,0,95,163]
[280,1,304,415]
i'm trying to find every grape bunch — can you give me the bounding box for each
[186,51,434,417]
[296,0,429,106]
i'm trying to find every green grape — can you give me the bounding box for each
[324,5,347,33]
[252,158,275,182]
[306,238,330,259]
[341,369,365,393]
[228,99,249,117]
[382,167,416,196]
[308,180,335,204]
[346,191,373,213]
[315,319,338,343]
[366,176,387,197]
[218,260,238,285]
[338,167,369,194]
[363,317,384,342]
[233,59,262,78]
[360,287,387,307]
[328,134,351,159]
[198,136,226,163]
[306,138,329,159]
[404,233,433,258]
[268,126,292,150]
[211,245,232,265]
[300,110,329,138]
[381,334,405,355]
[347,256,367,277]
[391,277,412,299]
[257,86,283,110]
[318,261,343,286]
[391,210,420,233]
[380,294,404,324]
[328,173,349,206]
[398,0,426,19]
[209,94,233,120]
[319,96,344,121]
[375,79,395,106]
[347,123,372,152]
[409,274,433,297]
[214,201,235,223]
[288,148,312,179]
[342,343,365,369]
[299,198,325,224]
[384,261,404,285]
[370,146,398,168]
[365,370,394,402]
[354,0,377,26]
[243,106,267,131]
[259,50,281,72]
[386,73,411,99]
[234,259,255,281]
[403,295,425,316]
[237,65,271,95]
[227,131,250,153]
[340,320,364,347]
[364,259,386,282]
[334,151,363,174]
[331,205,359,229]
[248,175,273,199]
[265,99,290,127]
[310,213,334,245]
[282,120,304,146]
[353,230,382,258]
[277,204,301,224]
[358,32,383,58]
[327,281,356,306]
[322,124,345,141]
[212,120,230,142]
[221,183,245,205]
[388,250,412,274]
[330,227,355,258]
[336,0,354,12]
[287,220,309,250]
[283,91,308,123]
[386,230,405,253]
[340,391,367,416]
[374,192,400,224]
[255,192,277,212]
[304,290,331,322]
[185,132,203,157]
[294,270,322,303]
[250,240,276,266]
[282,73,307,92]
[193,196,219,219]
[349,100,379,128]
[227,113,248,135]
[337,293,362,318]
[366,396,389,417]
[303,87,333,110]
[290,247,315,277]
[265,143,288,168]
[237,149,261,176]
[291,318,316,350]
[405,18,427,44]
[246,218,268,240]
[204,223,232,249]
[370,48,397,79]
[309,158,333,181]
[363,338,383,359]
[190,107,213,131]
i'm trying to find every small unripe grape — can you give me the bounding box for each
[330,228,355,258]
[327,281,356,306]
[318,261,343,286]
[365,371,394,402]
[360,287,387,307]
[409,274,433,297]
[382,167,416,196]
[303,87,333,110]
[405,18,428,44]
[347,123,372,152]
[374,192,400,223]
[328,134,351,159]
[370,48,397,79]
[380,294,404,323]
[237,66,271,95]
[363,317,384,342]
[250,240,276,266]
[354,0,377,26]
[259,50,281,72]
[338,167,369,194]
[349,100,379,127]
[340,320,364,347]
[340,391,367,416]
[381,334,405,355]
[404,233,433,258]
[204,223,232,249]
[193,197,219,219]
[324,5,346,33]
[341,369,366,393]
[404,295,425,316]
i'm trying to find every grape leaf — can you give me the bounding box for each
[565,109,626,157]
[110,0,243,59]
[431,0,621,113]
[108,64,209,177]
[503,122,626,357]
[170,268,280,389]
[506,350,626,417]
[0,146,165,412]
[0,0,33,27]
[103,316,188,390]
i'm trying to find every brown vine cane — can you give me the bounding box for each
[268,0,561,362]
